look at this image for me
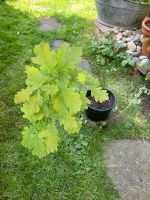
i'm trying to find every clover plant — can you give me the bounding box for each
[14,42,108,158]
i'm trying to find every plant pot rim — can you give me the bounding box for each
[87,89,116,112]
[142,18,150,33]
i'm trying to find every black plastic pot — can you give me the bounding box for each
[86,89,116,121]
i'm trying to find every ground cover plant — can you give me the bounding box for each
[90,37,135,69]
[0,0,150,200]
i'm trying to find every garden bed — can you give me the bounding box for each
[1,0,150,199]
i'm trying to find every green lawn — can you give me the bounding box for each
[0,0,150,199]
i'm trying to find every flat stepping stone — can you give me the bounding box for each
[78,59,91,73]
[39,17,61,31]
[104,139,150,200]
[51,40,70,50]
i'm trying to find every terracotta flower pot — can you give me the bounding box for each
[142,18,150,58]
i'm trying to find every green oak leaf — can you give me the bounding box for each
[57,44,82,68]
[77,72,86,84]
[52,93,68,115]
[26,66,45,87]
[21,93,44,121]
[80,90,90,110]
[86,74,100,89]
[91,87,109,103]
[43,84,59,96]
[59,116,81,134]
[31,42,57,71]
[62,88,82,114]
[14,88,33,104]
[38,123,59,154]
[22,126,47,158]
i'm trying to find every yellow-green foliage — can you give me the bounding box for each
[15,42,108,158]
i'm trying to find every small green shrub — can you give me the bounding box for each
[14,42,108,158]
[90,38,135,69]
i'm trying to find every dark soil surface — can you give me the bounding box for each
[142,97,150,121]
[88,95,113,110]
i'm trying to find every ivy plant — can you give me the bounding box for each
[14,42,108,158]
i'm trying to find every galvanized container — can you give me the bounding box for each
[95,0,150,28]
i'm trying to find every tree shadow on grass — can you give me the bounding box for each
[0,1,42,143]
[1,4,118,200]
[0,2,96,142]
[52,12,95,47]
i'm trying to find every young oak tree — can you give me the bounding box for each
[15,42,108,158]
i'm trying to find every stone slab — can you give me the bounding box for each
[39,17,61,31]
[51,40,70,50]
[78,59,91,73]
[104,139,150,200]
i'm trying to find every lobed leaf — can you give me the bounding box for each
[38,123,59,154]
[91,87,109,103]
[26,66,44,87]
[77,72,86,84]
[62,88,82,114]
[59,116,81,134]
[21,93,44,121]
[22,126,47,158]
[14,88,33,104]
[56,44,82,68]
[43,84,59,97]
[31,42,57,71]
[80,90,90,110]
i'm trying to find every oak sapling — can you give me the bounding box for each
[14,42,108,158]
